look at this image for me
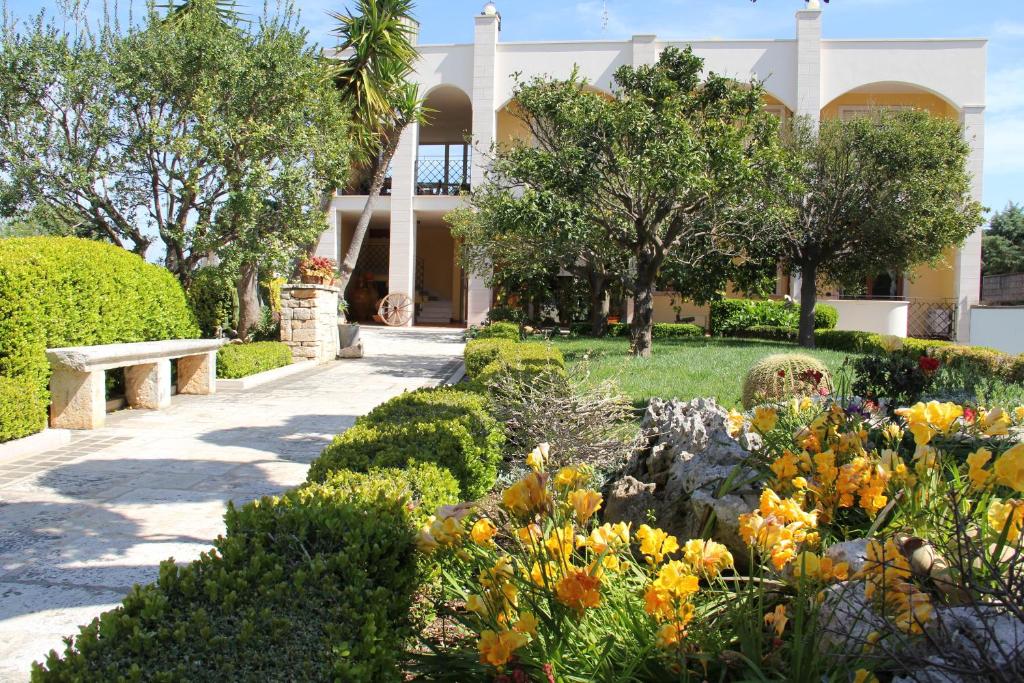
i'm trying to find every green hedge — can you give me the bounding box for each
[709,299,838,336]
[464,338,517,378]
[0,375,46,443]
[475,342,566,390]
[569,322,704,339]
[473,321,520,341]
[217,341,293,379]
[731,325,799,342]
[308,387,505,499]
[0,237,199,442]
[34,465,457,682]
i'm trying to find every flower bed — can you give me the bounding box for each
[216,341,293,379]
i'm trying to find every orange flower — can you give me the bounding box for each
[502,472,551,515]
[568,489,603,524]
[682,538,734,578]
[636,524,679,564]
[478,629,528,667]
[555,568,602,611]
[471,518,498,546]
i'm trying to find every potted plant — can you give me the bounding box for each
[337,299,363,358]
[299,256,336,285]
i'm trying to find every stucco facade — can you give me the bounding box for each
[316,3,986,340]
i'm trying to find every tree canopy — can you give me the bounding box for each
[983,203,1024,276]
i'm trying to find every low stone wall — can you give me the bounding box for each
[280,284,339,363]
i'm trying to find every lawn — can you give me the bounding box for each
[551,336,862,409]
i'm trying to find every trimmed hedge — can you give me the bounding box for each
[465,338,517,378]
[710,299,838,336]
[34,465,457,682]
[569,322,704,339]
[217,341,293,379]
[473,321,520,341]
[475,342,566,390]
[0,375,46,443]
[731,325,799,342]
[0,237,199,442]
[308,386,505,499]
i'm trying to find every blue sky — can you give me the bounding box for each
[7,0,1023,219]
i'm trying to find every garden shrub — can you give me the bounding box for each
[711,299,837,336]
[651,323,704,339]
[34,470,437,682]
[813,329,882,353]
[741,353,832,408]
[852,353,931,407]
[465,338,517,378]
[0,375,46,443]
[731,325,799,342]
[474,342,566,391]
[485,306,525,324]
[473,321,520,341]
[308,387,505,499]
[0,237,199,439]
[216,341,292,379]
[187,266,237,337]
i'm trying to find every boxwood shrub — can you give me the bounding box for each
[0,237,199,441]
[568,322,703,339]
[473,321,520,341]
[710,299,838,336]
[308,387,505,499]
[464,338,516,378]
[475,342,566,390]
[732,325,799,342]
[34,466,456,682]
[0,375,46,443]
[217,341,293,379]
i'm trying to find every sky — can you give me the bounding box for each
[6,0,1023,220]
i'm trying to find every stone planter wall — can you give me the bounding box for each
[280,284,339,363]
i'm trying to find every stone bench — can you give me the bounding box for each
[46,339,227,430]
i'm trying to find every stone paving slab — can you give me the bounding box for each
[0,326,464,681]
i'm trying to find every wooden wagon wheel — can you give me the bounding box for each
[378,292,414,327]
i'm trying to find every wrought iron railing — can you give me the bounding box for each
[416,155,470,196]
[835,295,958,341]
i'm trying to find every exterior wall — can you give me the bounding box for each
[417,224,456,300]
[652,293,710,329]
[316,5,985,333]
[826,299,909,336]
[970,306,1024,355]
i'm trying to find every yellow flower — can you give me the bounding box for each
[502,472,551,515]
[479,556,515,588]
[555,568,602,611]
[655,622,684,648]
[682,538,734,578]
[526,443,549,472]
[1015,407,1024,423]
[854,669,879,683]
[726,409,745,437]
[544,523,576,563]
[530,560,559,587]
[966,447,993,490]
[924,401,964,434]
[993,443,1024,493]
[586,522,630,554]
[980,408,1012,437]
[764,604,787,637]
[513,611,537,635]
[466,593,490,617]
[416,525,439,553]
[636,524,680,564]
[792,476,808,489]
[753,406,779,434]
[988,498,1024,543]
[771,451,799,481]
[554,465,586,490]
[478,629,528,668]
[471,518,498,546]
[896,401,963,445]
[791,551,848,582]
[883,423,904,446]
[568,489,603,524]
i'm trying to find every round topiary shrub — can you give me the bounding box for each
[813,303,839,331]
[474,321,520,341]
[741,353,832,409]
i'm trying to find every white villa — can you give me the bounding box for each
[315,1,986,342]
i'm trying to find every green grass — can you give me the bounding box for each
[551,336,862,409]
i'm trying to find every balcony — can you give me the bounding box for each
[416,144,471,196]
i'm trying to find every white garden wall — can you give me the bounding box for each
[826,300,909,336]
[969,306,1024,355]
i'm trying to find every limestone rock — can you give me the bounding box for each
[604,398,761,559]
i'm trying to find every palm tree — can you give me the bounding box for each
[329,0,427,296]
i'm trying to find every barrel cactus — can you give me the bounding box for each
[741,354,832,409]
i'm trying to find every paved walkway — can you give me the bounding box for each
[0,327,464,681]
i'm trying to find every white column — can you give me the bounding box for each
[956,105,985,343]
[388,123,419,325]
[467,10,500,325]
[314,208,339,262]
[790,5,823,300]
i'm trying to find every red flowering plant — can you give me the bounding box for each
[299,256,336,280]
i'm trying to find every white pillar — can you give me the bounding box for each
[790,5,823,301]
[956,105,985,343]
[314,207,339,262]
[467,9,500,325]
[388,123,419,325]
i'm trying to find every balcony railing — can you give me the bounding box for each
[416,152,471,196]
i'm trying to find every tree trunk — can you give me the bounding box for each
[236,261,261,341]
[588,270,609,336]
[629,281,655,357]
[798,263,818,348]
[336,130,404,295]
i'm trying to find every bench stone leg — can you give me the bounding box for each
[126,359,172,410]
[50,367,106,430]
[177,351,216,395]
